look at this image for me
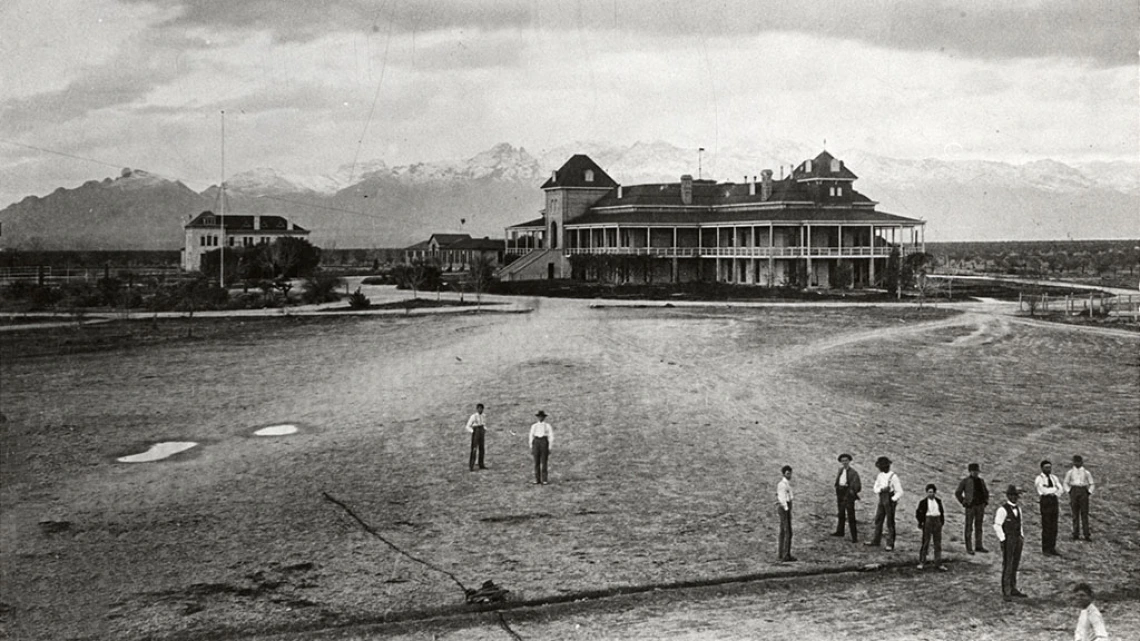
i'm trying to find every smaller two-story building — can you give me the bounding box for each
[182,211,309,272]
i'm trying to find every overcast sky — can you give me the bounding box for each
[1,0,1137,206]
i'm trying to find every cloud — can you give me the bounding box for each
[118,0,1138,67]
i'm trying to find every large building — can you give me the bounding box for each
[500,151,925,288]
[182,211,309,272]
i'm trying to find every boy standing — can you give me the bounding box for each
[915,484,948,571]
[1072,582,1110,641]
[777,465,796,562]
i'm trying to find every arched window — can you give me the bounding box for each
[550,221,559,249]
[584,169,595,182]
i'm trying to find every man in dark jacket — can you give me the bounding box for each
[954,463,990,554]
[831,453,862,542]
[915,484,948,571]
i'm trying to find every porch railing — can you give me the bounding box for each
[562,246,914,258]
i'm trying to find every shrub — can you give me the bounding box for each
[301,273,344,304]
[348,287,371,309]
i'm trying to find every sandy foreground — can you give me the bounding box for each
[1,294,1138,641]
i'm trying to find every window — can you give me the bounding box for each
[830,159,840,172]
[200,236,206,246]
[584,169,594,182]
[837,186,843,196]
[805,160,812,173]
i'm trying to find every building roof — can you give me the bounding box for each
[793,150,859,181]
[428,233,473,247]
[185,211,307,232]
[450,237,505,250]
[506,216,546,230]
[591,178,875,208]
[541,155,619,189]
[568,207,921,226]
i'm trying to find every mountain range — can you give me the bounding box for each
[1,140,1136,251]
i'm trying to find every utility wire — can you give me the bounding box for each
[0,138,125,170]
[348,0,397,184]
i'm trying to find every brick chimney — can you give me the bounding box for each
[617,185,623,199]
[761,169,773,201]
[680,174,693,205]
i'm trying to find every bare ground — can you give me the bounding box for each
[1,299,1137,641]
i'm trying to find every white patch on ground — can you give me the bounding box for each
[254,424,298,436]
[117,441,198,463]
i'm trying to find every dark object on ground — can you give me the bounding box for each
[465,580,510,604]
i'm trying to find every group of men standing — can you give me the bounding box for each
[777,453,1099,602]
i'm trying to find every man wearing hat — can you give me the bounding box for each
[832,453,861,542]
[865,456,903,551]
[992,485,1028,601]
[1034,459,1065,556]
[1063,455,1096,541]
[528,410,553,485]
[954,463,990,554]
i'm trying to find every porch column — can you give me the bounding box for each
[806,224,813,287]
[768,223,775,287]
[869,225,875,285]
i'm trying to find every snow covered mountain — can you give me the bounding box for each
[1,142,1135,250]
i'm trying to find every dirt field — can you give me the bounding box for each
[1,296,1137,641]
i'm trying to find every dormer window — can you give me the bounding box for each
[204,216,215,226]
[830,159,840,172]
[584,169,594,182]
[805,160,812,173]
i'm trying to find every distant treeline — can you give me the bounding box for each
[0,250,181,269]
[0,248,406,270]
[928,239,1139,281]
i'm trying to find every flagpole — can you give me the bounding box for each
[698,147,705,180]
[219,110,226,288]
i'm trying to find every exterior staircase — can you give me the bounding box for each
[496,249,569,281]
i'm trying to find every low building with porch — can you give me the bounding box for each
[182,211,309,272]
[500,150,925,287]
[403,233,506,271]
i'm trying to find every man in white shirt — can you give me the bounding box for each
[914,483,947,571]
[528,410,553,485]
[1072,582,1110,640]
[777,466,796,562]
[465,403,487,471]
[865,456,904,551]
[993,484,1027,601]
[1035,459,1065,556]
[1064,454,1096,541]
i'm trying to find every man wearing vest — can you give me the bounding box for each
[993,484,1028,601]
[832,453,861,542]
[953,462,990,555]
[1035,459,1065,556]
